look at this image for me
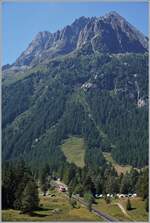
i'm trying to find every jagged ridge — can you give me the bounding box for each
[6,11,148,69]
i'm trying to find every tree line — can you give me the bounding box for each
[2,159,148,214]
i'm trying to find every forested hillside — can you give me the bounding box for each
[3,52,148,172]
[2,11,148,173]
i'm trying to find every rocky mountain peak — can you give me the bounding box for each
[77,11,148,54]
[7,11,148,69]
[105,11,123,18]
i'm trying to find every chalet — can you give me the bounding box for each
[59,185,66,192]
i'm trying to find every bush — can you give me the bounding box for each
[69,198,77,208]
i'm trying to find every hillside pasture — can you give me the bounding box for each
[61,136,86,168]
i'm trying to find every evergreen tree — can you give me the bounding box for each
[105,176,119,194]
[68,185,73,198]
[21,180,39,214]
[40,164,50,196]
[83,176,96,195]
[2,162,16,209]
[126,198,132,211]
[120,173,132,194]
[84,192,94,212]
[136,168,148,200]
[74,184,84,197]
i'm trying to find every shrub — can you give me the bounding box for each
[70,198,77,208]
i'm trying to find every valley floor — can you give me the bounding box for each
[2,189,102,222]
[93,197,148,222]
[2,186,148,222]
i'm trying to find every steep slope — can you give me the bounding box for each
[2,12,148,172]
[2,52,148,171]
[77,11,148,53]
[3,11,148,71]
[10,17,90,68]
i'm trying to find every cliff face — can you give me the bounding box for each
[5,11,148,69]
[77,12,148,53]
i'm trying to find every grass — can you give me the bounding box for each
[61,136,85,168]
[103,152,132,175]
[94,197,149,222]
[94,198,130,221]
[118,197,148,222]
[2,189,102,221]
[3,64,49,86]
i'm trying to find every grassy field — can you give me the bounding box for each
[94,198,130,221]
[103,152,132,175]
[118,197,148,222]
[61,136,85,168]
[2,189,148,222]
[2,189,102,222]
[94,197,148,222]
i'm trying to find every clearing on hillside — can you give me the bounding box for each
[103,152,132,175]
[61,136,85,168]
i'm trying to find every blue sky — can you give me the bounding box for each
[2,2,149,65]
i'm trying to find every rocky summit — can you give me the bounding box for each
[4,11,148,70]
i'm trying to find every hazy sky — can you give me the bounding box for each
[2,1,149,65]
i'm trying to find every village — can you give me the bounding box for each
[45,177,137,200]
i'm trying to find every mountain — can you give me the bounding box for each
[4,11,148,71]
[2,12,148,172]
[8,16,90,69]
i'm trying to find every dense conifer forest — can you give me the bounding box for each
[3,53,148,170]
[2,11,149,217]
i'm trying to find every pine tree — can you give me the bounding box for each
[83,176,96,194]
[126,198,132,211]
[68,185,73,198]
[40,164,50,196]
[84,192,94,212]
[2,162,16,209]
[74,184,84,197]
[21,180,39,214]
[136,168,148,200]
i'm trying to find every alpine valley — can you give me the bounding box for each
[2,11,149,221]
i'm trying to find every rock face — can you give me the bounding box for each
[8,11,148,68]
[77,11,148,53]
[14,17,90,67]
